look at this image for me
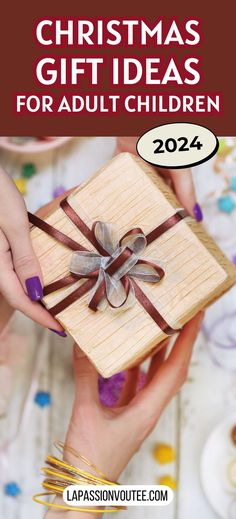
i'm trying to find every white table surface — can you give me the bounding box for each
[0,137,236,519]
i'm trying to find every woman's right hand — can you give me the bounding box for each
[0,166,65,333]
[44,312,203,519]
[65,313,203,483]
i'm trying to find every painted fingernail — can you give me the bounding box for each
[49,329,67,337]
[193,203,203,222]
[25,276,43,301]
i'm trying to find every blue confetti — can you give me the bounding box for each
[217,195,235,214]
[34,390,51,408]
[230,177,236,192]
[4,482,21,497]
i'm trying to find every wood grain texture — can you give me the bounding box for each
[31,153,236,377]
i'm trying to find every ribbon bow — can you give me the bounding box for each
[69,221,164,312]
[28,198,188,335]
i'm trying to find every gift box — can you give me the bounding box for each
[29,153,236,377]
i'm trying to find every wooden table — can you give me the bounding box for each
[0,137,236,519]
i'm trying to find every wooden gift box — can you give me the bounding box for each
[30,153,236,377]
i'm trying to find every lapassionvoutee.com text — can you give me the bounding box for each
[63,484,174,507]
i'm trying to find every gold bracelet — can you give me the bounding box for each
[33,440,125,513]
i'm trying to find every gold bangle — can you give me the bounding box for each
[33,493,119,513]
[32,440,125,513]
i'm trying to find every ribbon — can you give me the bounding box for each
[28,198,188,336]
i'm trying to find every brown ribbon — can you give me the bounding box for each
[28,199,188,336]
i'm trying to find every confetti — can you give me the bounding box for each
[14,178,27,195]
[158,475,177,490]
[53,185,66,198]
[98,372,125,407]
[21,163,36,179]
[230,177,236,192]
[217,195,235,214]
[218,139,233,157]
[34,390,51,408]
[4,481,21,497]
[153,443,176,464]
[98,370,146,407]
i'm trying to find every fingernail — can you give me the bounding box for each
[49,329,67,337]
[25,276,43,301]
[193,203,203,222]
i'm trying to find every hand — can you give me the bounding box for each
[65,312,203,482]
[45,312,203,518]
[0,167,64,332]
[116,137,203,220]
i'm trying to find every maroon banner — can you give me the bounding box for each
[0,0,235,135]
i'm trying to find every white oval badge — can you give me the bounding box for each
[136,123,219,169]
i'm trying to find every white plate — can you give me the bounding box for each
[0,136,72,153]
[200,415,236,519]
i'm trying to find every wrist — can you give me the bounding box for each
[64,432,121,482]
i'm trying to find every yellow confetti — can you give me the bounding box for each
[14,178,27,195]
[158,475,177,490]
[153,443,176,464]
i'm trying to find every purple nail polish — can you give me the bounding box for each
[25,276,43,301]
[49,329,67,337]
[193,203,203,222]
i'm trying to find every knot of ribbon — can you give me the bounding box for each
[70,221,164,312]
[28,198,189,336]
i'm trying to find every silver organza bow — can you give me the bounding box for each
[69,221,164,312]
